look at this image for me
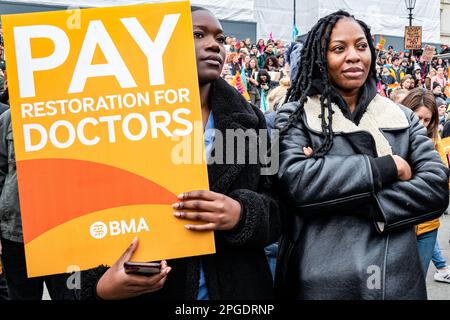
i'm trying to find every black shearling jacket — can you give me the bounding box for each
[274,94,449,300]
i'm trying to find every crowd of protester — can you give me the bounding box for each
[0,7,450,301]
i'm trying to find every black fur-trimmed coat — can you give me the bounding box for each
[80,78,280,300]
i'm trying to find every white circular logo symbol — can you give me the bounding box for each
[90,221,108,239]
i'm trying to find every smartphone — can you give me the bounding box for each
[124,261,161,276]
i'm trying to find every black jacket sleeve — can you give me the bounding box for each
[275,102,378,215]
[372,110,449,232]
[218,104,280,249]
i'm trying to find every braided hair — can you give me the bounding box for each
[281,10,377,158]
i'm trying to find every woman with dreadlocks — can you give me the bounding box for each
[274,10,449,300]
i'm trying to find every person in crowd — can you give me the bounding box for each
[239,47,249,62]
[80,6,280,300]
[400,74,414,90]
[431,57,439,70]
[442,113,450,138]
[277,54,285,69]
[381,66,396,96]
[285,37,304,82]
[245,57,260,106]
[249,44,260,59]
[436,97,448,132]
[0,109,78,300]
[257,69,275,97]
[433,83,447,101]
[413,66,424,88]
[431,66,447,89]
[390,88,410,104]
[228,52,241,76]
[229,37,237,53]
[263,56,280,72]
[410,55,420,71]
[238,40,246,52]
[261,43,275,68]
[441,44,450,55]
[257,39,266,54]
[389,56,405,84]
[432,242,450,283]
[275,10,448,300]
[244,38,252,50]
[278,46,286,57]
[224,36,232,52]
[375,64,382,79]
[425,68,437,91]
[387,44,394,55]
[401,88,447,276]
[242,54,251,70]
[404,49,411,60]
[275,40,283,50]
[377,54,387,67]
[438,58,447,69]
[400,58,413,75]
[267,77,290,113]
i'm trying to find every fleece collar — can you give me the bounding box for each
[303,94,409,156]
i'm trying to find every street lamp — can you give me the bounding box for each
[404,0,416,26]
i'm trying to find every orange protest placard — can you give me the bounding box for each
[2,1,215,277]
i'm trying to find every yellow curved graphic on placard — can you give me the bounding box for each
[25,204,215,278]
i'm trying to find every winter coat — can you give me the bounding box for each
[0,110,22,243]
[80,77,280,300]
[416,137,450,236]
[274,94,449,300]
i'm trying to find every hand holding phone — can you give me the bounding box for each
[95,238,171,300]
[124,261,161,276]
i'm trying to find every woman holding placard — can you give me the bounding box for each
[81,6,279,300]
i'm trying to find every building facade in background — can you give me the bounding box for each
[0,0,446,49]
[442,0,450,45]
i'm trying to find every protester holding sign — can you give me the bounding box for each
[275,10,448,299]
[81,6,279,300]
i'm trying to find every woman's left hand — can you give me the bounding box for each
[172,190,242,231]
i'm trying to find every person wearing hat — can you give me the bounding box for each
[404,49,411,59]
[433,83,447,101]
[377,54,387,67]
[387,44,394,55]
[401,58,413,75]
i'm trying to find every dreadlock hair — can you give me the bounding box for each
[281,10,377,158]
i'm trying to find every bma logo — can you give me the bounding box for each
[89,218,150,239]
